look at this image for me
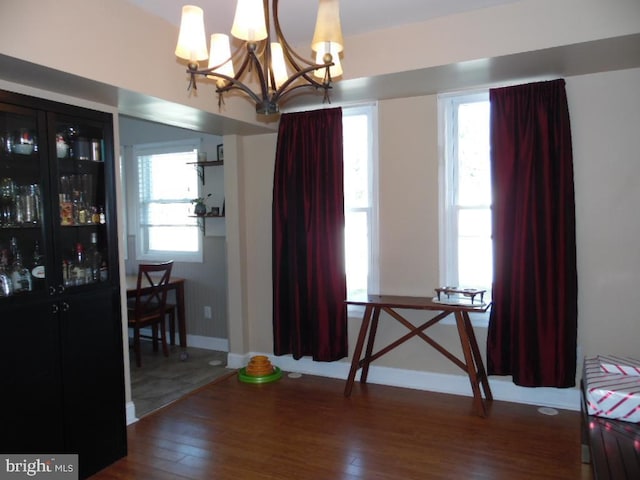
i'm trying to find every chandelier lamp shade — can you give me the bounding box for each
[174,0,344,115]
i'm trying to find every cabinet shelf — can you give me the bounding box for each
[59,223,106,228]
[0,223,41,229]
[186,160,223,185]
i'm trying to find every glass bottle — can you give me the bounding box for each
[9,236,18,264]
[87,233,102,283]
[0,178,17,226]
[30,241,46,289]
[0,249,13,296]
[11,250,32,293]
[72,242,86,285]
[62,259,71,287]
[99,260,108,282]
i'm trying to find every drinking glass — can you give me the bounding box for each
[0,178,16,225]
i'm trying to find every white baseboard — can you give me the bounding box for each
[126,401,138,425]
[227,352,580,411]
[185,334,229,352]
[134,329,229,352]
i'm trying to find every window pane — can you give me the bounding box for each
[345,210,368,297]
[458,236,493,288]
[135,140,202,261]
[457,101,491,206]
[141,152,199,202]
[343,114,369,209]
[441,94,491,294]
[458,209,491,238]
[343,106,376,297]
[143,202,194,227]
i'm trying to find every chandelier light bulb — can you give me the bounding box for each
[231,0,268,42]
[175,5,208,63]
[270,42,289,89]
[207,34,235,87]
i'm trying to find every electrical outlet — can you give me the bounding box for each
[204,306,212,319]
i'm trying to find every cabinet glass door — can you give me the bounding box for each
[0,104,49,298]
[52,115,109,289]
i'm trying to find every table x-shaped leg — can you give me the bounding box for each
[454,310,493,416]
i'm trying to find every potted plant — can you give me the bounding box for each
[191,194,211,216]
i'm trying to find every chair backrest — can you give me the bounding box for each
[132,261,174,319]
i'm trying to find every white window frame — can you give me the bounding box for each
[134,139,203,263]
[343,104,379,314]
[438,91,491,325]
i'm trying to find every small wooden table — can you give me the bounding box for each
[126,275,187,348]
[345,294,493,417]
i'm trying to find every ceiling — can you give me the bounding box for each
[126,0,522,45]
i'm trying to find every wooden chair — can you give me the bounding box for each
[128,261,173,367]
[165,302,177,345]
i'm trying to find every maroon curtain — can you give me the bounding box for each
[487,79,578,387]
[272,107,348,361]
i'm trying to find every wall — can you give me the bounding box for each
[119,116,228,345]
[344,0,640,80]
[567,68,640,358]
[240,133,278,354]
[236,67,640,409]
[0,0,261,125]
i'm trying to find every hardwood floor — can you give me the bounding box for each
[91,372,593,479]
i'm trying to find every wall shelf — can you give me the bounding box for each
[189,214,225,234]
[187,160,224,185]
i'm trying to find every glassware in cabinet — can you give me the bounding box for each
[0,103,49,298]
[54,117,110,289]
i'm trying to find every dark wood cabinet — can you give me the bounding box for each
[0,90,126,479]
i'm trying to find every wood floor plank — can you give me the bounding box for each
[91,372,593,479]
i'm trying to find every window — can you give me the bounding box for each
[134,139,202,262]
[439,92,492,299]
[343,105,378,300]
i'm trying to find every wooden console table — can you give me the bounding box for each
[345,294,493,417]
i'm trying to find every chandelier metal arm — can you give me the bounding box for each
[275,82,334,106]
[246,44,272,105]
[272,63,334,103]
[191,46,275,114]
[186,67,263,107]
[217,45,256,93]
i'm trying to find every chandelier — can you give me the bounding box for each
[174,0,344,115]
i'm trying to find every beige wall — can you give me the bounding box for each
[567,68,640,359]
[378,96,439,295]
[1,0,639,403]
[344,0,640,80]
[0,0,260,125]
[237,67,640,378]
